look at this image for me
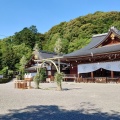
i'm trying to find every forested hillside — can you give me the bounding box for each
[43,11,120,53]
[0,11,120,72]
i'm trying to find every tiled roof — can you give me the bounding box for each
[80,33,107,50]
[32,50,58,60]
[65,44,120,57]
[39,50,57,59]
[64,34,107,57]
[64,27,120,58]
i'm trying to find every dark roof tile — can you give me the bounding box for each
[64,27,120,58]
[64,34,107,57]
[39,50,57,59]
[64,44,120,57]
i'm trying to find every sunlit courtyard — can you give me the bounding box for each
[0,80,120,120]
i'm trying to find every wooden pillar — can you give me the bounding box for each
[78,73,80,78]
[111,71,114,78]
[91,72,94,78]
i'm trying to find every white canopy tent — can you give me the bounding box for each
[78,61,120,73]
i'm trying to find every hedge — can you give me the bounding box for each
[0,77,13,84]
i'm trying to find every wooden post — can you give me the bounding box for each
[91,72,94,82]
[111,71,114,78]
[91,72,94,78]
[78,73,80,78]
[76,73,80,83]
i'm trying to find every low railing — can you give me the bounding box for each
[106,77,119,83]
[76,77,120,83]
[63,74,76,77]
[63,74,77,82]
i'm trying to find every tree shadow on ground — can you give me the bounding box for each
[41,86,82,91]
[0,102,120,120]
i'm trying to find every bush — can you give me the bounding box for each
[8,70,14,78]
[0,77,12,84]
[0,70,13,84]
[16,74,22,80]
[2,67,8,78]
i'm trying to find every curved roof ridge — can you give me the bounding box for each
[39,50,57,55]
[109,26,119,33]
[93,33,108,37]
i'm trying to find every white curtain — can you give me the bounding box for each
[78,61,120,73]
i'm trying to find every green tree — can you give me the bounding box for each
[33,43,39,51]
[13,43,32,60]
[12,43,32,70]
[54,38,63,90]
[13,27,37,48]
[1,41,17,70]
[29,25,38,33]
[61,39,69,54]
[54,38,62,55]
[19,55,27,80]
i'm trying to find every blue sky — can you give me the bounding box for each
[0,0,120,39]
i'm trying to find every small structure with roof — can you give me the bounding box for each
[25,50,69,81]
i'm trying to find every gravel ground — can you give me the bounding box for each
[0,80,120,120]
